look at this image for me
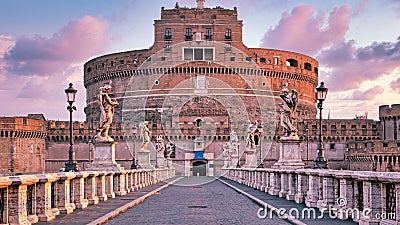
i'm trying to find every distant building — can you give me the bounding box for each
[346,104,400,172]
[0,114,47,174]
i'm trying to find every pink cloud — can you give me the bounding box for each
[347,85,384,100]
[319,37,400,91]
[260,4,352,55]
[390,77,400,92]
[4,15,108,75]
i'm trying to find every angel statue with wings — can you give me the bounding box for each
[279,87,299,139]
[245,120,258,151]
[139,121,152,151]
[94,81,119,142]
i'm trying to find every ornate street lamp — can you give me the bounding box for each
[131,125,138,169]
[314,82,328,169]
[64,83,80,172]
[257,124,264,168]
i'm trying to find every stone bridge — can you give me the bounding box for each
[1,168,399,225]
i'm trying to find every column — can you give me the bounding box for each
[85,171,99,205]
[305,171,320,208]
[295,171,308,204]
[73,172,89,209]
[56,172,75,214]
[96,171,108,202]
[286,171,296,201]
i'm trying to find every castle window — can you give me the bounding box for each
[111,61,114,66]
[225,29,232,40]
[183,48,214,61]
[273,56,279,65]
[246,57,252,62]
[185,28,192,40]
[165,41,171,51]
[330,143,335,150]
[120,60,124,65]
[205,28,212,41]
[180,15,185,20]
[194,49,203,60]
[260,58,266,63]
[165,28,172,40]
[230,57,235,62]
[87,67,92,72]
[314,67,318,74]
[304,62,312,71]
[211,15,216,20]
[286,59,298,67]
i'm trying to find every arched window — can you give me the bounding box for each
[304,62,312,71]
[286,59,298,67]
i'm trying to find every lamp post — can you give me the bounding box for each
[257,124,264,168]
[314,82,328,169]
[131,125,138,169]
[64,83,80,172]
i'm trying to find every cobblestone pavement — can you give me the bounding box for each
[105,176,289,225]
[36,178,178,225]
[220,178,357,225]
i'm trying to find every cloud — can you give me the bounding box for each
[260,4,352,55]
[347,85,384,100]
[3,15,108,76]
[390,77,400,92]
[319,37,400,91]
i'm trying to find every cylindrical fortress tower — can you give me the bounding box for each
[83,3,319,137]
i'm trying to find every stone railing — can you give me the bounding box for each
[222,168,400,225]
[0,168,175,225]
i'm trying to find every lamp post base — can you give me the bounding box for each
[313,157,328,169]
[65,161,80,172]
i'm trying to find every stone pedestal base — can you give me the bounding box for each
[272,139,305,169]
[86,142,124,172]
[230,155,239,168]
[243,150,258,168]
[137,150,154,169]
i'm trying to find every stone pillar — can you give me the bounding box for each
[105,172,115,198]
[272,139,305,169]
[295,171,308,204]
[36,174,59,222]
[317,172,335,211]
[336,174,355,220]
[113,171,127,196]
[85,171,99,205]
[96,171,108,202]
[8,176,38,225]
[268,172,280,196]
[286,171,296,201]
[56,172,75,214]
[87,142,124,172]
[279,172,288,198]
[359,179,383,225]
[73,172,89,209]
[305,171,320,208]
[263,171,270,193]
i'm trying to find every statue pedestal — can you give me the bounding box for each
[272,139,305,169]
[243,150,258,168]
[87,142,124,171]
[137,149,154,169]
[230,155,239,168]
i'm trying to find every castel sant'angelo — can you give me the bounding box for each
[1,0,399,175]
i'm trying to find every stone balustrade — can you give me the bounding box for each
[222,168,400,225]
[0,168,175,225]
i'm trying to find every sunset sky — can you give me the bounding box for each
[0,0,399,121]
